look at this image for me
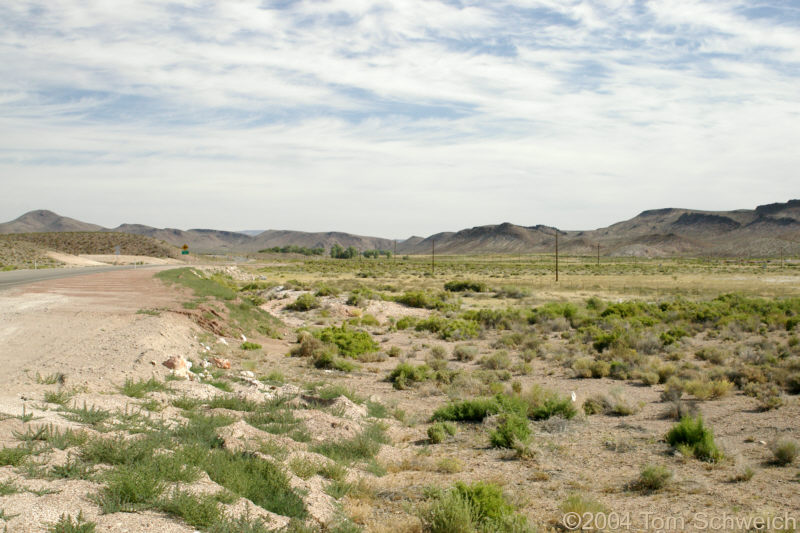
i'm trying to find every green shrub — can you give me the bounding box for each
[572,357,610,379]
[665,416,722,462]
[314,284,340,297]
[636,371,660,387]
[416,316,480,340]
[396,290,457,311]
[495,286,531,299]
[286,293,320,312]
[430,345,447,359]
[582,396,607,416]
[685,379,733,400]
[432,398,500,422]
[421,482,533,533]
[290,334,331,358]
[770,439,799,466]
[480,351,511,370]
[420,489,474,533]
[395,316,418,330]
[521,387,577,421]
[489,413,530,448]
[314,325,378,357]
[454,481,513,522]
[444,280,487,293]
[388,363,432,389]
[453,344,478,361]
[241,341,262,351]
[312,351,356,372]
[785,373,800,394]
[428,422,458,444]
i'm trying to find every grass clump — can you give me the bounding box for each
[156,268,237,301]
[36,372,66,385]
[559,493,607,520]
[46,511,96,533]
[770,438,799,466]
[61,403,111,427]
[50,456,95,480]
[287,293,320,312]
[312,423,388,465]
[665,415,722,462]
[428,422,457,444]
[0,479,21,496]
[629,464,672,493]
[0,445,35,466]
[388,363,432,389]
[198,449,307,519]
[120,377,168,398]
[420,481,534,533]
[240,341,262,351]
[157,489,221,529]
[95,463,166,513]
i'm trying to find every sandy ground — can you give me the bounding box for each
[0,268,197,411]
[45,251,106,266]
[81,255,183,266]
[1,267,799,532]
[44,251,183,267]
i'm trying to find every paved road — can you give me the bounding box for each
[0,265,167,291]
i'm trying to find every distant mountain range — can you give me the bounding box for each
[2,200,799,257]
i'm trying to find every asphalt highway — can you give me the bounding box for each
[0,265,163,291]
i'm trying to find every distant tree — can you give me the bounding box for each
[362,249,392,258]
[330,243,344,258]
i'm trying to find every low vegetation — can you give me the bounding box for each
[420,481,534,533]
[665,415,723,462]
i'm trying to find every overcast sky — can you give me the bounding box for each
[1,1,798,237]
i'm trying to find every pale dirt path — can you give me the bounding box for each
[0,268,202,413]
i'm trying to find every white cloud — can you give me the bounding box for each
[0,0,798,235]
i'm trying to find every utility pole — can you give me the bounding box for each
[555,231,559,282]
[394,239,397,259]
[597,243,600,267]
[432,239,435,276]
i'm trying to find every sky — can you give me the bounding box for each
[1,1,799,238]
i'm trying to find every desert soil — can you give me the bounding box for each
[1,267,799,532]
